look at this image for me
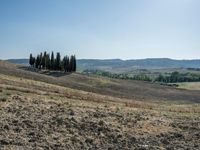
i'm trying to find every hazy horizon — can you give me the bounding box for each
[3,57,200,61]
[1,0,200,60]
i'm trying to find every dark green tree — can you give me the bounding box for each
[35,55,40,69]
[39,53,43,69]
[30,51,76,72]
[55,52,61,70]
[69,55,77,72]
[63,56,69,73]
[29,53,34,67]
[62,56,66,72]
[41,51,47,69]
[50,51,55,70]
[32,57,35,67]
[73,55,76,72]
[66,56,70,72]
[69,55,73,72]
[46,54,50,70]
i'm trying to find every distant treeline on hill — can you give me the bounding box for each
[29,51,76,72]
[83,70,152,81]
[155,72,200,83]
[83,70,200,83]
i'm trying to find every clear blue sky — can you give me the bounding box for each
[0,0,200,60]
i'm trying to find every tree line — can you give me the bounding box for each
[155,71,200,83]
[29,51,76,72]
[83,70,152,81]
[83,69,200,83]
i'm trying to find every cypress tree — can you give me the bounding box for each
[62,56,66,72]
[46,54,50,70]
[32,57,35,67]
[73,55,76,72]
[69,55,73,72]
[71,55,74,72]
[42,51,47,69]
[66,56,70,72]
[50,51,54,70]
[39,53,43,69]
[55,52,61,70]
[63,56,69,73]
[69,55,76,72]
[35,55,40,69]
[29,53,33,67]
[29,51,76,72]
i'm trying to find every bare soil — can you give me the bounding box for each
[0,95,200,149]
[0,72,200,149]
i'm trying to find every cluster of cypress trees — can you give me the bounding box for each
[29,51,76,72]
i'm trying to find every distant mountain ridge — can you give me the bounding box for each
[6,59,29,66]
[6,58,200,71]
[77,58,200,71]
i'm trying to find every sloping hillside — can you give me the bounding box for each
[1,60,200,103]
[0,65,200,149]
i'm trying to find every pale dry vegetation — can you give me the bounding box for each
[178,82,200,91]
[0,73,200,149]
[1,61,200,104]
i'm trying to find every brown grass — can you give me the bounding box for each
[0,72,200,149]
[1,61,200,103]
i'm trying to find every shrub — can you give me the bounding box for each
[5,92,11,96]
[0,96,7,102]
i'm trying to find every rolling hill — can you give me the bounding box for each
[0,60,200,149]
[1,60,200,103]
[6,58,200,72]
[1,60,200,149]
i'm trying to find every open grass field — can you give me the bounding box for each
[178,82,200,91]
[0,61,200,149]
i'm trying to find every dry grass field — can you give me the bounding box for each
[178,82,200,91]
[1,60,200,104]
[0,61,200,149]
